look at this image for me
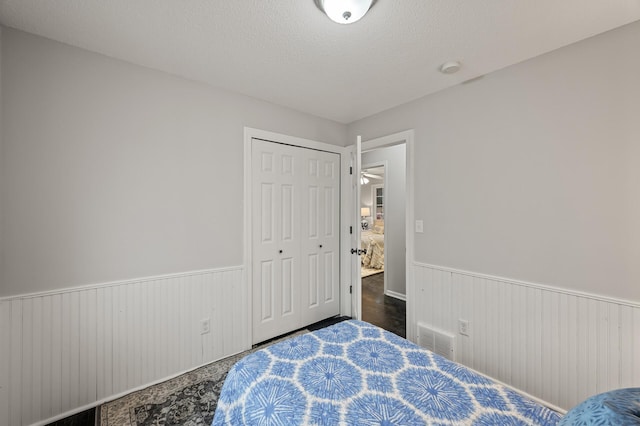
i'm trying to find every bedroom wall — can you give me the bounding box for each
[0,27,347,298]
[362,145,406,296]
[0,27,347,425]
[349,20,640,303]
[348,20,640,409]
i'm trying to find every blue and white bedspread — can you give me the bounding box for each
[212,320,561,425]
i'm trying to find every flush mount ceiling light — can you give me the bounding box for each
[314,0,376,24]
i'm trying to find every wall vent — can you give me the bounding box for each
[417,323,456,361]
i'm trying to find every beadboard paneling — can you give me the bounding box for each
[0,267,247,426]
[414,262,640,411]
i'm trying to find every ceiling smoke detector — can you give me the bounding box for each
[314,0,376,24]
[440,61,462,74]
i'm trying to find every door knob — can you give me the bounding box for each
[279,250,283,254]
[319,245,323,248]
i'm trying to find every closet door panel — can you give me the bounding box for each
[252,140,301,344]
[300,149,340,324]
[320,153,340,314]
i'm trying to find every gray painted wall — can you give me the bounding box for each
[349,21,640,302]
[0,28,347,297]
[3,20,639,303]
[362,145,406,295]
[0,27,3,292]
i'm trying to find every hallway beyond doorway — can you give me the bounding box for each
[361,273,406,338]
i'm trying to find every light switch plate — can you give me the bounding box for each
[415,220,424,233]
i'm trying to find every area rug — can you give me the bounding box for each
[99,330,307,426]
[361,266,383,278]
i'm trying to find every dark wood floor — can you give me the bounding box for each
[362,272,406,338]
[46,408,95,426]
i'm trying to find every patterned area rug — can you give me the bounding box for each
[99,331,306,426]
[361,266,383,278]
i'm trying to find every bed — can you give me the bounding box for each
[212,320,561,425]
[361,229,384,270]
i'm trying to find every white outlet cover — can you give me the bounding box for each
[458,319,469,336]
[201,318,211,335]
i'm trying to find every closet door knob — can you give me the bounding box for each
[279,250,283,254]
[319,245,323,248]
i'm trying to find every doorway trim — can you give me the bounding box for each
[360,130,416,341]
[243,127,349,345]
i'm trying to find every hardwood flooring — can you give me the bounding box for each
[362,272,406,338]
[46,408,95,426]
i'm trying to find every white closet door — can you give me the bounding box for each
[252,139,340,344]
[252,140,302,344]
[300,149,340,325]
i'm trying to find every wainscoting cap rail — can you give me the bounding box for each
[413,261,640,308]
[0,265,245,302]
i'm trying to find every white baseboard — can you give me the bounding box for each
[384,289,406,301]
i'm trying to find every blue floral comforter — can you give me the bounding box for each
[212,320,561,425]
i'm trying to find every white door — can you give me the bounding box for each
[252,139,340,344]
[300,148,340,325]
[252,140,301,343]
[350,136,363,320]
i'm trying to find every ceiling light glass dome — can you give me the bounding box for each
[315,0,375,24]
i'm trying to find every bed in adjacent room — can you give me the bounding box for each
[212,320,561,425]
[361,223,384,271]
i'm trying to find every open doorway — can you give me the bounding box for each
[359,146,406,337]
[360,165,385,278]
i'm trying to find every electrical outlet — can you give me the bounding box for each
[458,319,469,336]
[201,318,210,335]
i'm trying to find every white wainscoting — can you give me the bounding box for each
[0,267,248,426]
[413,262,640,411]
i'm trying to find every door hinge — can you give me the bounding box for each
[350,226,353,234]
[350,285,353,294]
[349,166,353,175]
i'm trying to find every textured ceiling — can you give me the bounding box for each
[1,1,639,123]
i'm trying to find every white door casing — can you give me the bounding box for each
[251,138,340,344]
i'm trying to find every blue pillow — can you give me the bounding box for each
[559,388,640,426]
